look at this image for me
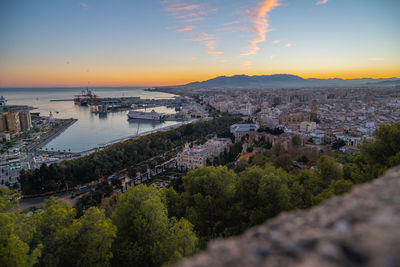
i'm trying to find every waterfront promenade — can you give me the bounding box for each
[28,118,77,152]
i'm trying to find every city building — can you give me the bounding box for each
[230,123,259,142]
[0,100,33,134]
[19,110,32,131]
[300,121,317,132]
[176,137,231,170]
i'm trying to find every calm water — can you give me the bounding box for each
[0,87,180,152]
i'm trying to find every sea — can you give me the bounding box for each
[0,87,180,152]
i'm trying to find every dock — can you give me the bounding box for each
[50,99,74,102]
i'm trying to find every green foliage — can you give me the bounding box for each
[0,191,116,267]
[52,207,116,267]
[0,189,42,267]
[182,166,237,238]
[75,181,114,217]
[257,127,284,135]
[352,122,400,181]
[332,138,346,150]
[317,155,343,186]
[4,122,399,267]
[20,116,241,195]
[112,185,198,267]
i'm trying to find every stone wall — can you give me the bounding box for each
[176,167,400,267]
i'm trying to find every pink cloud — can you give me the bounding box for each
[165,4,200,13]
[163,0,216,22]
[191,33,223,56]
[221,20,241,26]
[178,25,194,32]
[242,0,281,56]
[316,0,328,5]
[185,17,205,23]
[272,39,281,44]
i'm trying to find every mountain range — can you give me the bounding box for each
[182,74,400,89]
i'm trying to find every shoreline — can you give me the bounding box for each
[29,118,78,151]
[72,119,199,157]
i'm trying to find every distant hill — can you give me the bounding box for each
[182,74,400,89]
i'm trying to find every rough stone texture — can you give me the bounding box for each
[176,167,400,267]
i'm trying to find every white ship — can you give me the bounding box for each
[127,110,163,121]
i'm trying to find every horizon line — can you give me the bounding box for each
[1,74,399,89]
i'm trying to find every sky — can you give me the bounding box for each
[0,0,399,87]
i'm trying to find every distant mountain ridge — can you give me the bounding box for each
[183,74,400,89]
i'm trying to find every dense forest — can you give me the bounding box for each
[1,123,399,266]
[19,116,241,195]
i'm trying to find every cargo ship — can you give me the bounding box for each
[127,110,164,121]
[74,88,98,106]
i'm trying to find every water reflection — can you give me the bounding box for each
[0,87,179,152]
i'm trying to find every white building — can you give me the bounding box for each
[176,138,232,170]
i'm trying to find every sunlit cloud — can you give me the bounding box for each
[284,43,292,48]
[163,0,216,22]
[191,33,223,56]
[242,0,281,56]
[221,20,240,26]
[165,4,200,14]
[190,57,197,60]
[369,57,384,61]
[316,0,328,5]
[272,39,281,44]
[178,25,194,32]
[185,17,205,23]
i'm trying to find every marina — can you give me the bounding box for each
[0,87,181,153]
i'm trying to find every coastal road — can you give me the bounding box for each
[19,185,95,210]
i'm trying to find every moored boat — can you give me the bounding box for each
[127,109,164,121]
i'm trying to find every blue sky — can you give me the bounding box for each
[0,0,399,86]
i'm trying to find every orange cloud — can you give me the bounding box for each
[165,4,200,13]
[242,0,280,56]
[316,0,328,5]
[178,25,194,32]
[163,0,216,23]
[191,33,223,56]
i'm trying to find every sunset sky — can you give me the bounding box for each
[0,0,399,87]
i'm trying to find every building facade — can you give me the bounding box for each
[176,138,232,170]
[230,123,259,143]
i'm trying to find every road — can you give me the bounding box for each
[19,185,96,210]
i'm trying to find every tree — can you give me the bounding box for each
[317,156,343,186]
[112,184,198,266]
[57,207,116,267]
[164,218,198,265]
[112,185,169,266]
[332,179,353,195]
[257,169,291,219]
[0,188,42,267]
[298,169,323,207]
[182,166,237,238]
[354,123,400,180]
[332,138,346,150]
